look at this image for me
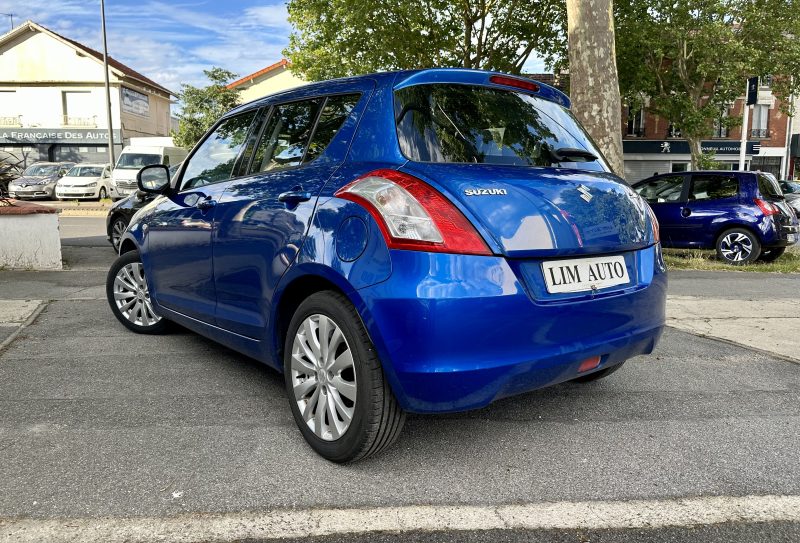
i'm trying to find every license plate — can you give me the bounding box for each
[789,234,797,243]
[542,255,630,294]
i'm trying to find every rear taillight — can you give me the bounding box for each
[335,169,491,255]
[755,198,780,216]
[647,205,660,242]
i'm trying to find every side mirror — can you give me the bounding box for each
[137,164,171,194]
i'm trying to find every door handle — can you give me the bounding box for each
[681,207,691,218]
[278,190,312,203]
[196,197,216,210]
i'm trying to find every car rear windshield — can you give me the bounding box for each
[67,166,103,177]
[394,84,607,170]
[116,153,161,170]
[757,173,783,199]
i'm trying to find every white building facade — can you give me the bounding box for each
[0,21,174,167]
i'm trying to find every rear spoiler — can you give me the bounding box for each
[393,68,570,108]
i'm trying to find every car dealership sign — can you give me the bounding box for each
[622,140,760,155]
[0,129,122,144]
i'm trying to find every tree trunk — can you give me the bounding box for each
[688,137,703,170]
[566,0,626,179]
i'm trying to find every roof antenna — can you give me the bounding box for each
[0,13,14,31]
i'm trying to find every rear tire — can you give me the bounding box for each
[572,362,625,383]
[758,247,786,262]
[106,250,169,334]
[284,290,405,463]
[716,228,761,265]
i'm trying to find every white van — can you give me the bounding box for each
[110,137,187,200]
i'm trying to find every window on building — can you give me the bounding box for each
[750,104,769,139]
[712,107,729,138]
[688,174,738,201]
[626,106,644,137]
[759,75,773,88]
[250,99,322,173]
[181,110,259,189]
[62,91,95,126]
[667,124,681,138]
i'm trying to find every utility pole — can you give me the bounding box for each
[100,0,116,167]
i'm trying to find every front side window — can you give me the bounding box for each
[394,84,607,169]
[689,174,738,201]
[250,99,322,173]
[116,153,160,170]
[181,110,258,190]
[635,175,685,203]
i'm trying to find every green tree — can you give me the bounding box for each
[615,0,800,169]
[172,68,241,149]
[284,0,566,81]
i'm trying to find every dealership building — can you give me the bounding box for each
[0,21,174,167]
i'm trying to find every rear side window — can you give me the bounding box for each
[394,84,606,169]
[181,110,258,189]
[303,94,360,163]
[757,173,782,199]
[635,175,685,203]
[250,99,322,173]
[689,174,738,201]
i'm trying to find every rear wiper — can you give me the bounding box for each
[545,146,598,163]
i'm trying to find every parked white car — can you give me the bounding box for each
[55,163,112,200]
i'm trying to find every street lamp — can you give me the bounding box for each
[100,0,116,167]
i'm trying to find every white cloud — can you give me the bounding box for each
[243,4,290,31]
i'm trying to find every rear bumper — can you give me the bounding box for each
[764,222,799,248]
[356,245,667,413]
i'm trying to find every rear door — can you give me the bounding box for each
[212,90,367,338]
[678,173,740,246]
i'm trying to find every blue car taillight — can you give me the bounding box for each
[335,169,491,256]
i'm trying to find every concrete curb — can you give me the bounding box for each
[0,301,47,354]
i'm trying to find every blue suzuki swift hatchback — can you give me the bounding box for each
[107,69,666,462]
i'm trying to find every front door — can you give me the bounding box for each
[212,92,365,339]
[144,109,259,322]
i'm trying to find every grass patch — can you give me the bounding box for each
[663,247,800,273]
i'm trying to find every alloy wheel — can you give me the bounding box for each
[112,262,161,327]
[99,187,107,199]
[111,219,126,251]
[719,232,753,262]
[290,314,357,441]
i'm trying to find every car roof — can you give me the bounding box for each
[228,68,570,116]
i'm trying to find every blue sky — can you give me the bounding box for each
[0,0,545,94]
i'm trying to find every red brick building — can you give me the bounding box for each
[621,78,793,181]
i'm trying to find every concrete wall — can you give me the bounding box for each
[0,214,62,270]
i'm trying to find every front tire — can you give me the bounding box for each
[284,290,405,463]
[106,250,169,334]
[98,187,108,200]
[716,228,761,264]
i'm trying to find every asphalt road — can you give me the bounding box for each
[0,224,798,542]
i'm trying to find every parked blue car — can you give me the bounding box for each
[106,69,666,462]
[633,171,799,264]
